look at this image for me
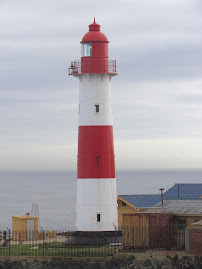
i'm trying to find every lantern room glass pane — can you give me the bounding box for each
[81,43,92,56]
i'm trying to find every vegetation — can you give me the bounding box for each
[0,242,117,257]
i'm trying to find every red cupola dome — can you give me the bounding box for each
[80,19,109,74]
[81,19,109,43]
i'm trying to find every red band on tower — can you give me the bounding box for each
[77,126,115,179]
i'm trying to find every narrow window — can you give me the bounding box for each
[122,201,126,207]
[81,43,92,57]
[96,156,101,167]
[97,214,101,222]
[95,104,99,113]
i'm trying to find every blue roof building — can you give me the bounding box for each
[164,183,202,199]
[117,183,202,226]
[119,194,161,208]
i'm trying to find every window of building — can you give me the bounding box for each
[96,156,101,167]
[178,220,186,230]
[97,214,101,222]
[81,43,92,57]
[122,201,126,207]
[95,104,99,113]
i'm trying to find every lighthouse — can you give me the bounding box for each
[69,19,118,232]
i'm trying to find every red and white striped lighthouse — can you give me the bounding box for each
[69,19,118,231]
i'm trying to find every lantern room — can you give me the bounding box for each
[69,19,117,76]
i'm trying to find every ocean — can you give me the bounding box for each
[0,170,201,230]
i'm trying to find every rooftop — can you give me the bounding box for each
[118,183,202,209]
[164,183,202,199]
[118,194,161,208]
[146,199,202,215]
[12,216,38,219]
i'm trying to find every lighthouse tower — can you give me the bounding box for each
[69,19,118,231]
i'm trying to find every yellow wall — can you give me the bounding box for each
[117,198,147,227]
[12,216,38,241]
[118,199,136,227]
[174,216,202,228]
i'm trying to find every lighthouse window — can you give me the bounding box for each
[97,214,101,222]
[95,104,99,113]
[81,43,92,57]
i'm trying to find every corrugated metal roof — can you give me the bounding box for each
[119,194,161,208]
[118,183,202,209]
[146,199,202,215]
[164,183,202,199]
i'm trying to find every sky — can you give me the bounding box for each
[0,0,202,171]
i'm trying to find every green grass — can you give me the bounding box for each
[0,243,116,257]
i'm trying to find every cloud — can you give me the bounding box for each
[0,0,202,171]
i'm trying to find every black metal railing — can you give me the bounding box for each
[0,230,122,257]
[0,225,185,257]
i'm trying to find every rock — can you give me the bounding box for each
[143,259,152,267]
[129,265,135,269]
[161,266,170,269]
[153,259,159,266]
[186,265,195,269]
[127,255,135,261]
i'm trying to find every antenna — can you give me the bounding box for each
[31,203,40,228]
[31,203,39,217]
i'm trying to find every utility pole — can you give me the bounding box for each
[159,188,164,205]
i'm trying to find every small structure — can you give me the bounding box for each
[118,183,202,227]
[146,199,202,228]
[117,194,161,227]
[121,212,174,250]
[120,199,202,250]
[12,216,38,241]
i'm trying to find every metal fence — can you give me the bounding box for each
[68,60,117,76]
[0,225,185,257]
[0,230,121,257]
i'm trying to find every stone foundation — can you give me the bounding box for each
[0,252,202,268]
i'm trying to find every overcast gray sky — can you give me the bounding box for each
[0,0,202,171]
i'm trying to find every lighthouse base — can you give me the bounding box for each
[64,230,123,246]
[76,178,118,231]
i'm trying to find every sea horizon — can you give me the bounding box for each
[0,169,201,230]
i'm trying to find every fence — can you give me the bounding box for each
[0,225,185,257]
[0,230,121,257]
[68,60,117,76]
[121,225,185,252]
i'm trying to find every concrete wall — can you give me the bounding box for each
[0,252,202,269]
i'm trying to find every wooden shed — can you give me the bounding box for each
[122,214,149,248]
[12,216,38,241]
[122,213,174,249]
